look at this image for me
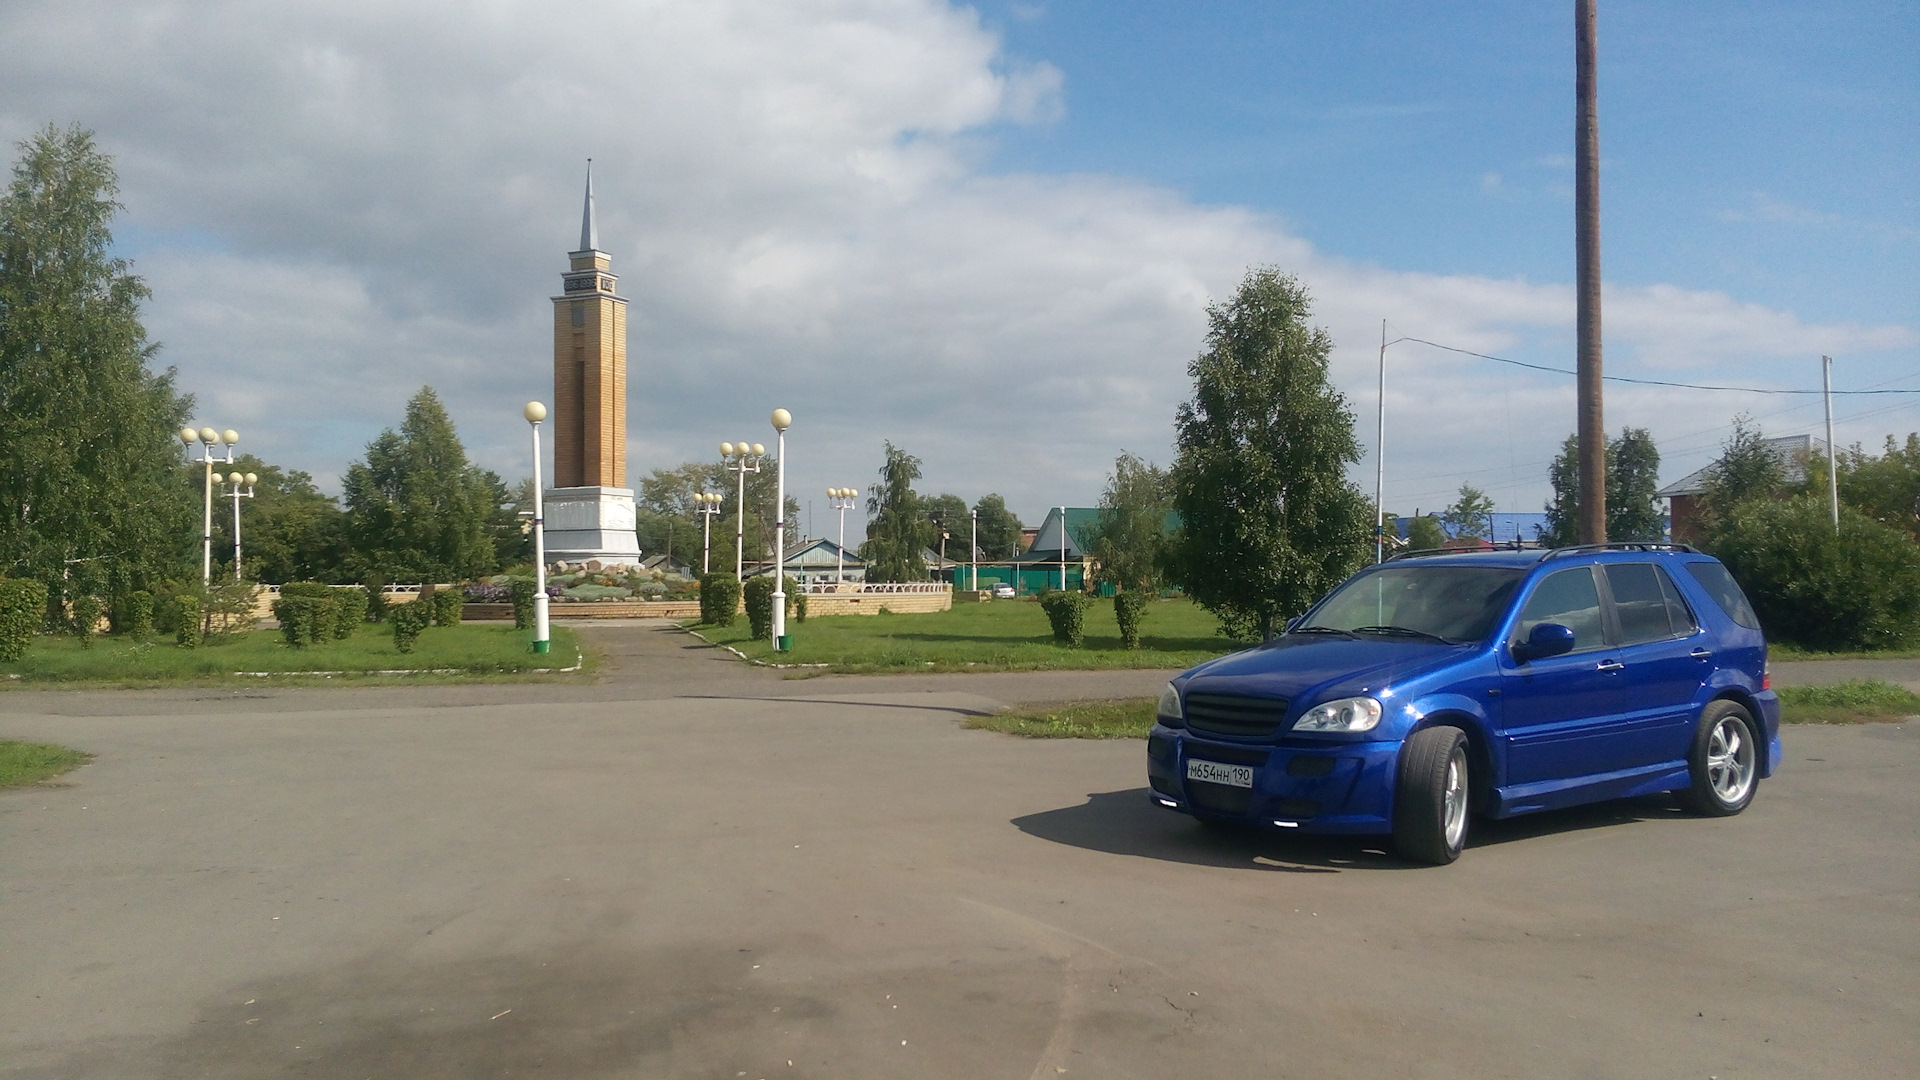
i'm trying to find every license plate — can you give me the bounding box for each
[1186,759,1254,788]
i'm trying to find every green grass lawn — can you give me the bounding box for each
[1767,644,1920,661]
[1774,680,1920,724]
[966,680,1920,741]
[0,739,92,789]
[0,623,586,686]
[690,597,1246,673]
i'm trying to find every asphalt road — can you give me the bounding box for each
[3,624,1915,1078]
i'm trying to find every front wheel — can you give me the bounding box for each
[1676,701,1759,816]
[1393,726,1470,865]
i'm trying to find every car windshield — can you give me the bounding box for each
[1296,565,1525,644]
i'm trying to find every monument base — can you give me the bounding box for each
[544,486,643,568]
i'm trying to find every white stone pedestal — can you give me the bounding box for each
[544,486,643,567]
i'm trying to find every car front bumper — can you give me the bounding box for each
[1146,723,1399,834]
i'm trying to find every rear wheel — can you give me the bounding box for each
[1677,701,1759,816]
[1393,726,1469,865]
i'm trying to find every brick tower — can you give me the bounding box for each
[543,163,642,567]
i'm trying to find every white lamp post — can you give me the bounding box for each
[695,492,722,574]
[223,471,257,580]
[525,401,551,655]
[720,440,764,583]
[770,408,792,650]
[179,426,238,586]
[829,487,857,584]
[1058,505,1068,592]
[970,507,978,592]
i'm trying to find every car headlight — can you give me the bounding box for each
[1292,696,1382,733]
[1156,681,1184,726]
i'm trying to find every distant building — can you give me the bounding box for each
[745,538,865,584]
[1655,434,1819,545]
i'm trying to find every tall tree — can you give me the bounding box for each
[1701,414,1789,526]
[204,455,346,584]
[860,441,929,581]
[1542,426,1665,545]
[0,124,196,609]
[1089,452,1171,591]
[1167,269,1371,639]
[925,492,969,564]
[637,459,794,571]
[341,386,501,582]
[1442,484,1495,541]
[971,493,1024,561]
[1836,433,1920,540]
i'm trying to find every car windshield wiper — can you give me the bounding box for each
[1288,625,1354,639]
[1351,625,1458,644]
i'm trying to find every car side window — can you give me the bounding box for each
[1654,565,1698,635]
[1684,561,1762,629]
[1513,567,1607,653]
[1604,562,1688,644]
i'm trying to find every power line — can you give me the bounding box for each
[1393,337,1920,396]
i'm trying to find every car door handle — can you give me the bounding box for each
[1691,648,1712,660]
[1596,659,1624,672]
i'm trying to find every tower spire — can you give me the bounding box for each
[579,159,598,252]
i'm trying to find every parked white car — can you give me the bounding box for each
[991,583,1016,599]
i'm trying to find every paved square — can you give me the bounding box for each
[4,625,1915,1078]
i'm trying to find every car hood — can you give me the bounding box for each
[1180,635,1471,705]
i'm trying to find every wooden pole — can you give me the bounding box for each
[1575,0,1607,544]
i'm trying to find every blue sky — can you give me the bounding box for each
[2,0,1913,531]
[975,0,1916,327]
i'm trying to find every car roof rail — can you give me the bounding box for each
[1538,541,1699,562]
[1385,538,1549,562]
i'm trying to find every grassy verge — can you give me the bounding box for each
[965,698,1157,739]
[0,740,92,788]
[1768,644,1920,661]
[1775,680,1920,724]
[0,624,587,686]
[688,597,1243,674]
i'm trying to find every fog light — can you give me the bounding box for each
[1271,820,1300,828]
[1157,798,1179,808]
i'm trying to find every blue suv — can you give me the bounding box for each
[1146,545,1780,864]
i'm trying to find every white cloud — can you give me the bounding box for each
[2,0,1911,536]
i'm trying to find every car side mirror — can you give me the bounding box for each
[1284,617,1301,633]
[1515,622,1576,662]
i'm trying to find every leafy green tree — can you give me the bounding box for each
[1708,495,1920,651]
[1835,433,1920,540]
[203,454,345,584]
[1167,268,1371,639]
[925,493,969,565]
[637,459,794,572]
[0,124,196,613]
[1702,415,1789,526]
[1442,484,1495,541]
[1406,514,1448,551]
[860,441,930,581]
[341,386,501,583]
[971,493,1024,560]
[1542,427,1666,545]
[1089,452,1170,591]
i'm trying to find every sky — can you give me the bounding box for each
[1,0,1913,542]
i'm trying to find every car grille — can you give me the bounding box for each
[1184,693,1291,738]
[1186,781,1253,815]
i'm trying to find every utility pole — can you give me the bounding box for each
[1823,355,1839,530]
[1575,0,1607,545]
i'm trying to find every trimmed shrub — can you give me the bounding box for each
[431,589,463,627]
[174,594,203,648]
[69,595,103,648]
[1707,495,1920,651]
[1040,590,1092,647]
[510,577,537,630]
[273,596,326,647]
[700,572,741,627]
[363,582,389,623]
[330,588,367,638]
[390,598,432,653]
[1114,589,1150,649]
[125,590,154,643]
[743,575,777,639]
[794,583,808,623]
[0,578,50,662]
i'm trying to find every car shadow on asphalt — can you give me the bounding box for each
[1013,789,1685,872]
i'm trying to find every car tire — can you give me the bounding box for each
[1676,700,1760,817]
[1393,726,1470,865]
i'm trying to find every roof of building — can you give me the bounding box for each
[1654,434,1818,498]
[577,161,599,253]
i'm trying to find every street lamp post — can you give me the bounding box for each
[970,508,978,592]
[525,401,551,655]
[770,408,792,651]
[828,488,857,584]
[720,440,764,582]
[223,471,257,580]
[1058,505,1068,592]
[179,426,238,586]
[695,492,722,574]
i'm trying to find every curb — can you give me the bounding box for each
[677,626,831,669]
[232,649,586,677]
